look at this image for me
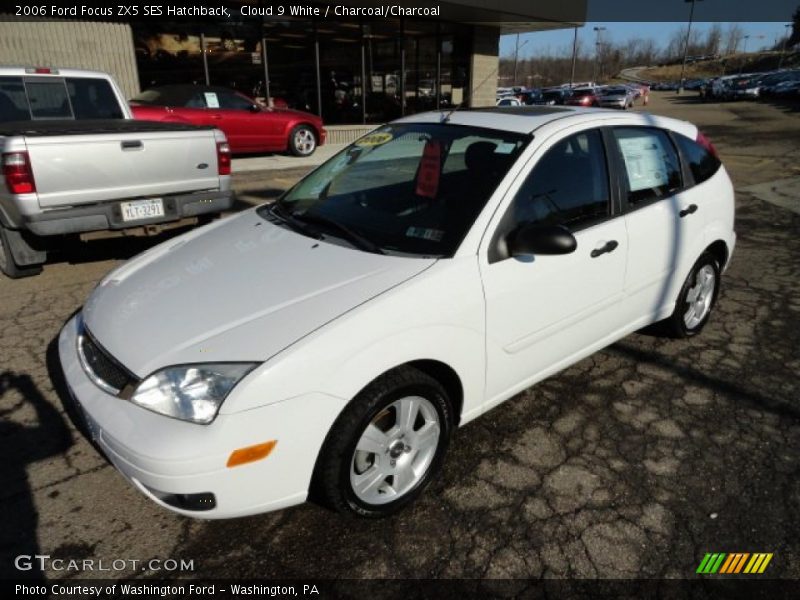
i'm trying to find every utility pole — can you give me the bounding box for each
[678,0,702,94]
[778,23,792,69]
[570,26,579,87]
[739,34,750,74]
[593,26,606,84]
[512,34,529,88]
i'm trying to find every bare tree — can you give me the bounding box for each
[723,24,745,55]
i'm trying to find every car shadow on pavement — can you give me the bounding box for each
[0,369,73,579]
[610,342,800,422]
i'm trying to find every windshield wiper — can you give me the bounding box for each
[269,203,323,239]
[291,211,385,255]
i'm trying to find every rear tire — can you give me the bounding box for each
[0,225,42,279]
[311,366,453,518]
[288,125,317,157]
[661,252,720,338]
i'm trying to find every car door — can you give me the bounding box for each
[609,126,706,323]
[199,90,255,151]
[479,127,629,410]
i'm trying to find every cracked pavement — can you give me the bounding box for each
[1,94,798,580]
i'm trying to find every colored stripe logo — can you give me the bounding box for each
[696,553,773,574]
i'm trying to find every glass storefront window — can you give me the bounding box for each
[133,17,473,124]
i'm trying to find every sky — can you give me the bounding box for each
[499,22,794,59]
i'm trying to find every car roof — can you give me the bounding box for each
[393,106,697,137]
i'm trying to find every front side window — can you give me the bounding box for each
[612,127,681,206]
[266,123,529,256]
[217,92,253,110]
[507,129,610,231]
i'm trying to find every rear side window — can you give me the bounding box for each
[674,133,721,185]
[612,127,682,206]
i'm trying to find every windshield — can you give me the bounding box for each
[266,123,529,257]
[602,87,628,95]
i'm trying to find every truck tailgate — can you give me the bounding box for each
[25,128,221,208]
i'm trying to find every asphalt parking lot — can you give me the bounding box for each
[1,93,798,581]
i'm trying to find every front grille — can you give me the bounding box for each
[77,325,132,395]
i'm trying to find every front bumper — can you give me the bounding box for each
[10,190,233,236]
[58,314,344,519]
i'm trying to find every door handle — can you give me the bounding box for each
[679,204,698,218]
[120,140,142,150]
[590,240,619,258]
[210,114,222,120]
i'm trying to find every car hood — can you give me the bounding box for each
[83,211,435,377]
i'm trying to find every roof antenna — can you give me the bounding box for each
[441,62,500,123]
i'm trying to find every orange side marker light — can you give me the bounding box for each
[227,440,277,468]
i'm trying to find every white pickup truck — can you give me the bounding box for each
[0,67,233,278]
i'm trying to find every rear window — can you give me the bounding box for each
[674,133,721,185]
[0,76,123,121]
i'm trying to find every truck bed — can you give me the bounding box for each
[0,119,212,137]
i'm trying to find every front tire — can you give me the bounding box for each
[288,125,317,157]
[662,252,721,338]
[312,366,453,518]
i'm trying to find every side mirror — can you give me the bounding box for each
[508,223,577,256]
[249,104,262,112]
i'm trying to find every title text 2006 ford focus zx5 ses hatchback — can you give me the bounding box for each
[59,106,735,519]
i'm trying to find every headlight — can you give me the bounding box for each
[131,363,256,424]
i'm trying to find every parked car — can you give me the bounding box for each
[0,67,233,278]
[496,96,522,107]
[564,87,599,107]
[130,85,326,156]
[519,89,544,105]
[724,75,762,100]
[540,88,570,105]
[59,106,735,519]
[597,86,635,109]
[771,80,800,99]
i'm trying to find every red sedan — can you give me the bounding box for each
[130,85,326,156]
[565,87,600,107]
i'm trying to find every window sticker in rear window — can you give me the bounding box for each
[204,92,220,108]
[617,134,669,192]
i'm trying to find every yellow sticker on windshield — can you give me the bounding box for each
[355,132,393,147]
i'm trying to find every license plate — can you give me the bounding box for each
[120,198,164,222]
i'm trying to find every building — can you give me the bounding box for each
[0,1,586,125]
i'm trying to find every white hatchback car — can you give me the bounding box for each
[59,106,735,519]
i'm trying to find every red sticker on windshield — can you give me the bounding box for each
[415,140,441,199]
